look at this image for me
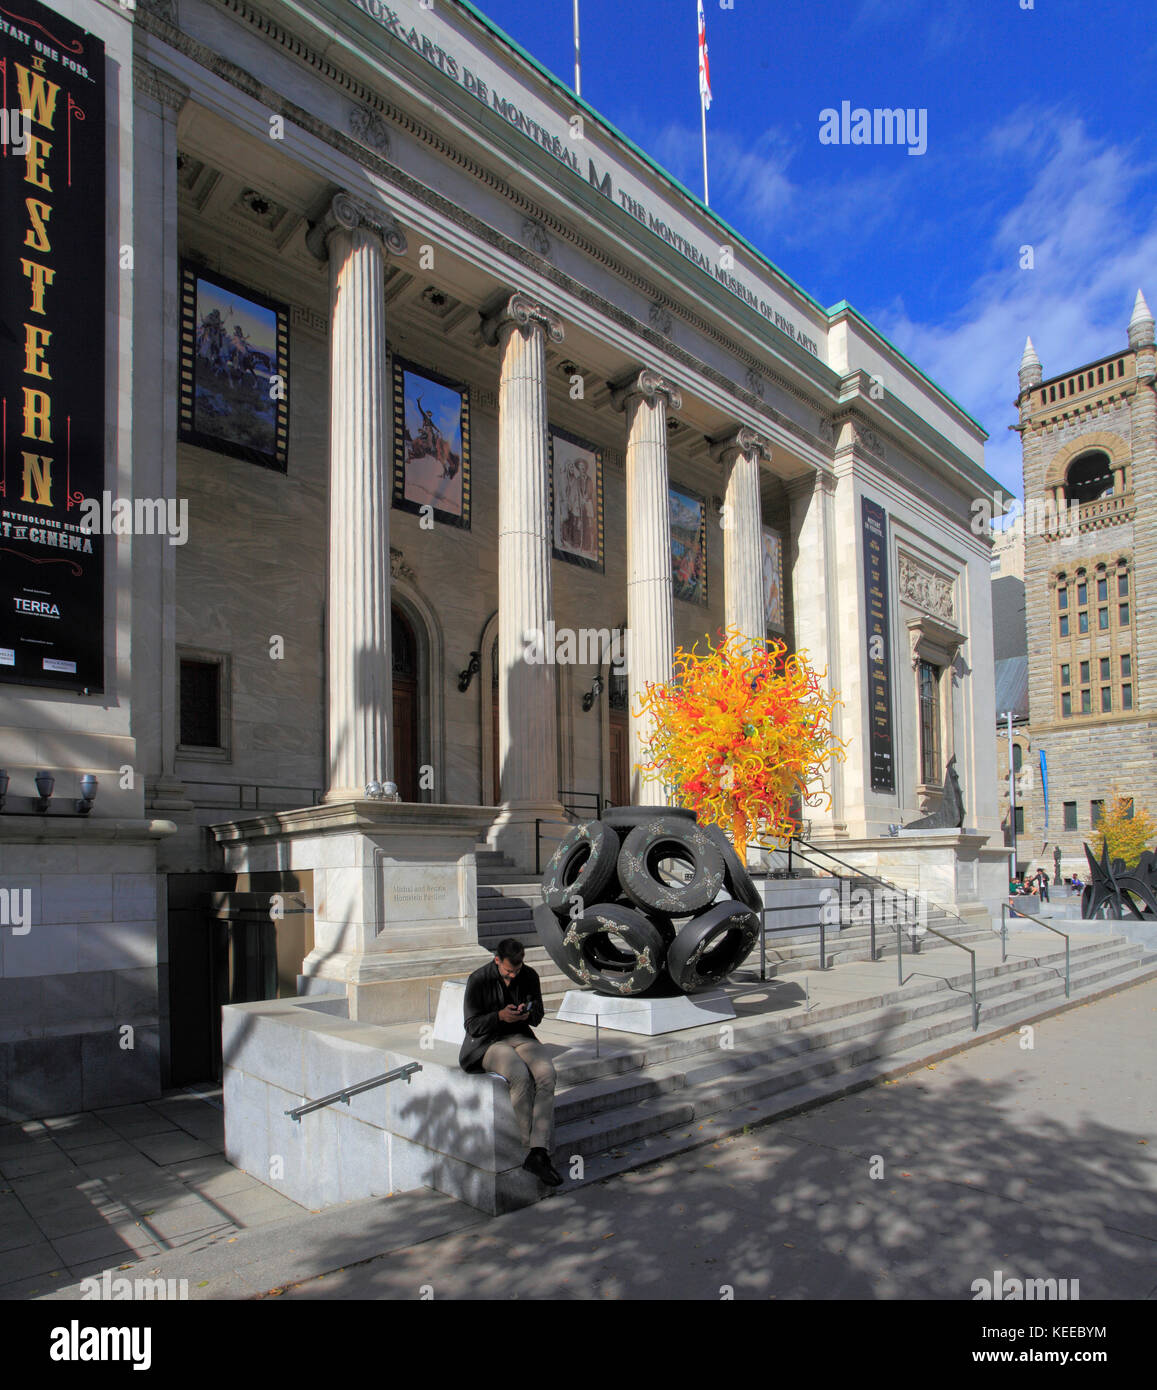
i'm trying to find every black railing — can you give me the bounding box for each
[758,834,981,1029]
[184,780,323,811]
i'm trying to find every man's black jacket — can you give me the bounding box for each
[459,959,545,1072]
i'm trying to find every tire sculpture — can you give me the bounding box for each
[537,808,761,995]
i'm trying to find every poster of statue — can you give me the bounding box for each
[762,525,784,632]
[178,264,289,471]
[392,357,471,529]
[669,485,707,605]
[549,427,603,571]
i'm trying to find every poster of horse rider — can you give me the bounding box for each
[549,426,604,571]
[669,485,708,605]
[762,525,785,633]
[392,358,471,529]
[178,265,289,471]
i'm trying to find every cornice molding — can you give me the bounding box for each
[143,0,836,463]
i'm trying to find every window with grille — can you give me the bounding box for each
[180,659,222,748]
[918,660,941,786]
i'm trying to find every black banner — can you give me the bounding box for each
[862,496,894,793]
[0,0,105,691]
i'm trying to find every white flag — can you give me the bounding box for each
[698,0,711,110]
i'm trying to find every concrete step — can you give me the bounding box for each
[544,938,1154,1182]
[553,954,1157,1195]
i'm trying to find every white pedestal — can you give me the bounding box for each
[556,988,734,1035]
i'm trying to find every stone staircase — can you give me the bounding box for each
[475,849,994,1005]
[545,929,1157,1192]
[472,850,1157,1198]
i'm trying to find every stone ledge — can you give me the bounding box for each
[210,800,499,844]
[0,818,176,843]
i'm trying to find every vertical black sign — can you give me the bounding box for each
[0,0,105,691]
[862,496,894,793]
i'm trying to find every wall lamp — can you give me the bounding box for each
[0,770,8,811]
[581,674,604,712]
[458,650,481,693]
[34,771,55,813]
[76,775,99,815]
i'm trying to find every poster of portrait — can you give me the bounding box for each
[549,427,603,571]
[762,526,785,632]
[178,265,289,471]
[392,357,471,529]
[669,485,708,605]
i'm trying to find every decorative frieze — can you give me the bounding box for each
[899,552,954,623]
[348,105,392,156]
[520,219,552,257]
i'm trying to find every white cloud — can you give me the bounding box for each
[877,111,1157,492]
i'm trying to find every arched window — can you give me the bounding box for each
[1063,450,1114,505]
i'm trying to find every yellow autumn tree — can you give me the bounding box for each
[634,628,847,859]
[1093,792,1157,870]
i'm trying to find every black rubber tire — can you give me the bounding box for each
[533,903,589,988]
[535,902,668,995]
[702,824,763,913]
[540,820,620,917]
[602,805,697,838]
[618,817,725,915]
[666,900,761,992]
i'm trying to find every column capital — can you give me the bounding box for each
[609,368,683,413]
[712,425,772,468]
[479,291,565,347]
[306,190,407,262]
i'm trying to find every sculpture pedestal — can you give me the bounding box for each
[556,988,734,1035]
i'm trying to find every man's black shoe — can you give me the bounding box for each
[523,1148,563,1186]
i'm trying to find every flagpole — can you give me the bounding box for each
[573,0,581,96]
[700,95,709,206]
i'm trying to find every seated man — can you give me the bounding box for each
[459,938,562,1187]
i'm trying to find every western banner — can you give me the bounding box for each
[0,0,105,691]
[862,496,895,793]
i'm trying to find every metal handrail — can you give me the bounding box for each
[1001,903,1071,998]
[285,1063,422,1121]
[558,790,604,821]
[759,835,980,1029]
[534,818,572,875]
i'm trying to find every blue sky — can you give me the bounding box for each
[471,0,1156,496]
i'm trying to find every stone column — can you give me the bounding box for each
[612,369,683,801]
[480,292,568,867]
[132,60,192,816]
[308,193,407,801]
[787,469,843,829]
[716,427,771,648]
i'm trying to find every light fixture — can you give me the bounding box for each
[381,781,401,803]
[34,770,55,813]
[365,781,384,800]
[458,650,481,693]
[582,674,604,712]
[0,769,8,812]
[76,775,98,815]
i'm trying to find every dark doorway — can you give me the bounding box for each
[392,606,419,800]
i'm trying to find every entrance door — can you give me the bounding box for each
[392,607,419,800]
[609,711,629,807]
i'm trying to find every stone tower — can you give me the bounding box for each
[1014,292,1157,867]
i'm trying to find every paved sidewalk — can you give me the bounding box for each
[22,974,1157,1301]
[0,1088,305,1300]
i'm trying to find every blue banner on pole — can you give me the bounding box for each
[1040,749,1048,830]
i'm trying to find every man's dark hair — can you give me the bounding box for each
[495,938,525,965]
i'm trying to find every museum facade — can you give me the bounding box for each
[1,0,1004,1114]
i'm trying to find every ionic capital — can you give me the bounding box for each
[713,425,772,469]
[609,368,683,413]
[306,190,407,262]
[479,291,565,347]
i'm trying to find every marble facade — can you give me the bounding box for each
[0,0,1004,1116]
